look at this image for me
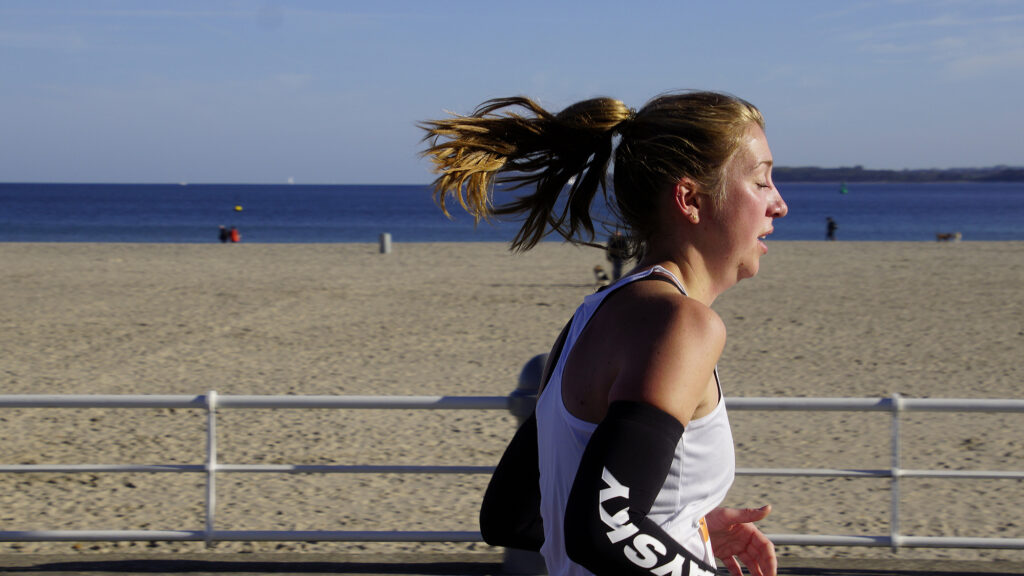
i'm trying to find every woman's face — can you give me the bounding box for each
[703,124,788,284]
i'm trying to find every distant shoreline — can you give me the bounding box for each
[772,165,1024,182]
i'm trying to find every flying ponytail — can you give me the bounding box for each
[420,96,632,252]
[422,91,764,257]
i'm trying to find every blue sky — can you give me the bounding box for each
[2,1,1022,184]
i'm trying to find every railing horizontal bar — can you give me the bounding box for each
[738,468,891,478]
[728,398,893,411]
[6,463,1020,484]
[216,464,495,474]
[898,536,1024,550]
[899,469,1024,480]
[215,395,510,410]
[727,397,1024,412]
[2,530,1019,549]
[0,464,204,473]
[0,395,206,408]
[769,533,890,547]
[738,468,1024,479]
[209,530,483,542]
[0,395,511,410]
[5,464,1018,480]
[0,463,495,474]
[3,395,1022,412]
[898,399,1024,413]
[0,530,481,542]
[0,530,203,542]
[769,534,1024,550]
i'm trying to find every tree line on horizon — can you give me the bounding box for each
[772,165,1024,182]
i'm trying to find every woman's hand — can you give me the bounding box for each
[705,505,776,576]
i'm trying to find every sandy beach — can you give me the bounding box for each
[1,241,1021,563]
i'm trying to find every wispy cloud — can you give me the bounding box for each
[0,29,88,53]
[847,5,1024,77]
[944,33,1024,77]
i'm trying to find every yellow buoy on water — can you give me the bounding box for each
[234,205,243,212]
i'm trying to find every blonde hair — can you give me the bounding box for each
[420,91,763,254]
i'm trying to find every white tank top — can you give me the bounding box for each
[536,266,735,576]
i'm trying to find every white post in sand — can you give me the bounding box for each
[379,232,392,254]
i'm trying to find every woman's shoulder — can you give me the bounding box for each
[602,280,726,423]
[596,279,727,375]
[618,277,725,338]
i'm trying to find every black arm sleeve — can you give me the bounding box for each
[479,411,544,551]
[564,401,715,575]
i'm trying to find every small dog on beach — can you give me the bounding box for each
[593,265,611,288]
[936,232,962,242]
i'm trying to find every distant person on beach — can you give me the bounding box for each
[422,91,784,576]
[229,226,240,243]
[826,217,837,241]
[606,230,629,280]
[218,225,229,243]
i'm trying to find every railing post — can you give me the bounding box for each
[205,390,219,548]
[890,393,904,552]
[503,354,548,575]
[508,353,545,423]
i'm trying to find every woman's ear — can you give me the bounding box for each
[674,178,702,224]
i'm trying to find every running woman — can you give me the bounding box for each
[421,91,786,576]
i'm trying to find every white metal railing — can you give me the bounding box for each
[1,376,1022,552]
[0,393,506,546]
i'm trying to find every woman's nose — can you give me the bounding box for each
[772,189,788,218]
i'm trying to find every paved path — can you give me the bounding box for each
[0,553,1021,575]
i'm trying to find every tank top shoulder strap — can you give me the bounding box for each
[635,265,688,296]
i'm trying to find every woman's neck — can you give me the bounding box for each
[635,249,728,307]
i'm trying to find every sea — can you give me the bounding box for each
[1,181,1022,243]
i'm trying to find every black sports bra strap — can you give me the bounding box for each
[646,271,687,295]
